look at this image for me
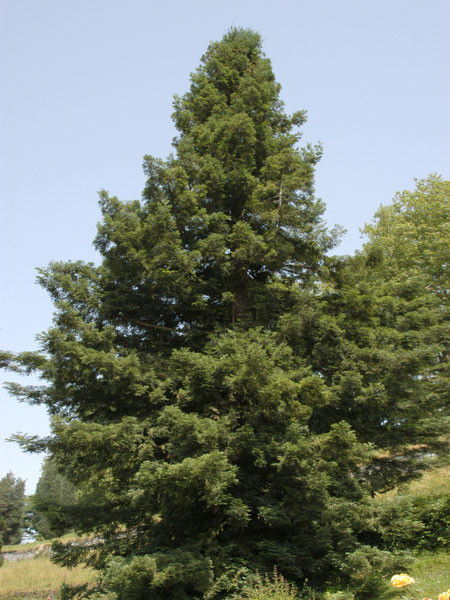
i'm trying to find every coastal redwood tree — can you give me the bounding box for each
[4,30,447,599]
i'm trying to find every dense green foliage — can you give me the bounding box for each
[375,488,450,551]
[363,174,449,303]
[3,29,448,599]
[30,458,77,539]
[0,472,25,546]
[362,175,449,425]
[230,568,300,599]
[370,465,450,553]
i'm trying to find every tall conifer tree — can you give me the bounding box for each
[30,457,77,539]
[4,30,446,599]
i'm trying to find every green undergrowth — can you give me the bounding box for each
[2,466,448,599]
[371,464,450,553]
[408,550,450,599]
[0,548,447,600]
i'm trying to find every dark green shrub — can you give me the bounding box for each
[375,492,450,551]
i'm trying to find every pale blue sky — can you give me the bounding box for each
[1,0,449,494]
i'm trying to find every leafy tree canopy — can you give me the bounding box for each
[362,174,450,302]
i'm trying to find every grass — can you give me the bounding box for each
[0,551,97,599]
[407,550,450,599]
[374,464,450,502]
[3,532,90,553]
[406,465,450,497]
[373,464,449,599]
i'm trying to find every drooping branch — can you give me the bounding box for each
[129,318,178,333]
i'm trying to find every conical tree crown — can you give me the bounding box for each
[8,30,434,600]
[95,29,336,344]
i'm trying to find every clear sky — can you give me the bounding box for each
[1,0,449,495]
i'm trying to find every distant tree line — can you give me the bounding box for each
[0,462,76,556]
[0,472,25,546]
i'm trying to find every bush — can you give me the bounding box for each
[375,492,450,551]
[230,568,300,600]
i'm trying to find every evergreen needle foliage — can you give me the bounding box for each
[30,457,77,540]
[0,472,25,546]
[3,29,448,599]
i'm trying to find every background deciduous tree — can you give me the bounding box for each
[362,174,450,302]
[361,175,449,446]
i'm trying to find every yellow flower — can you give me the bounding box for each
[391,574,416,588]
[438,591,450,600]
